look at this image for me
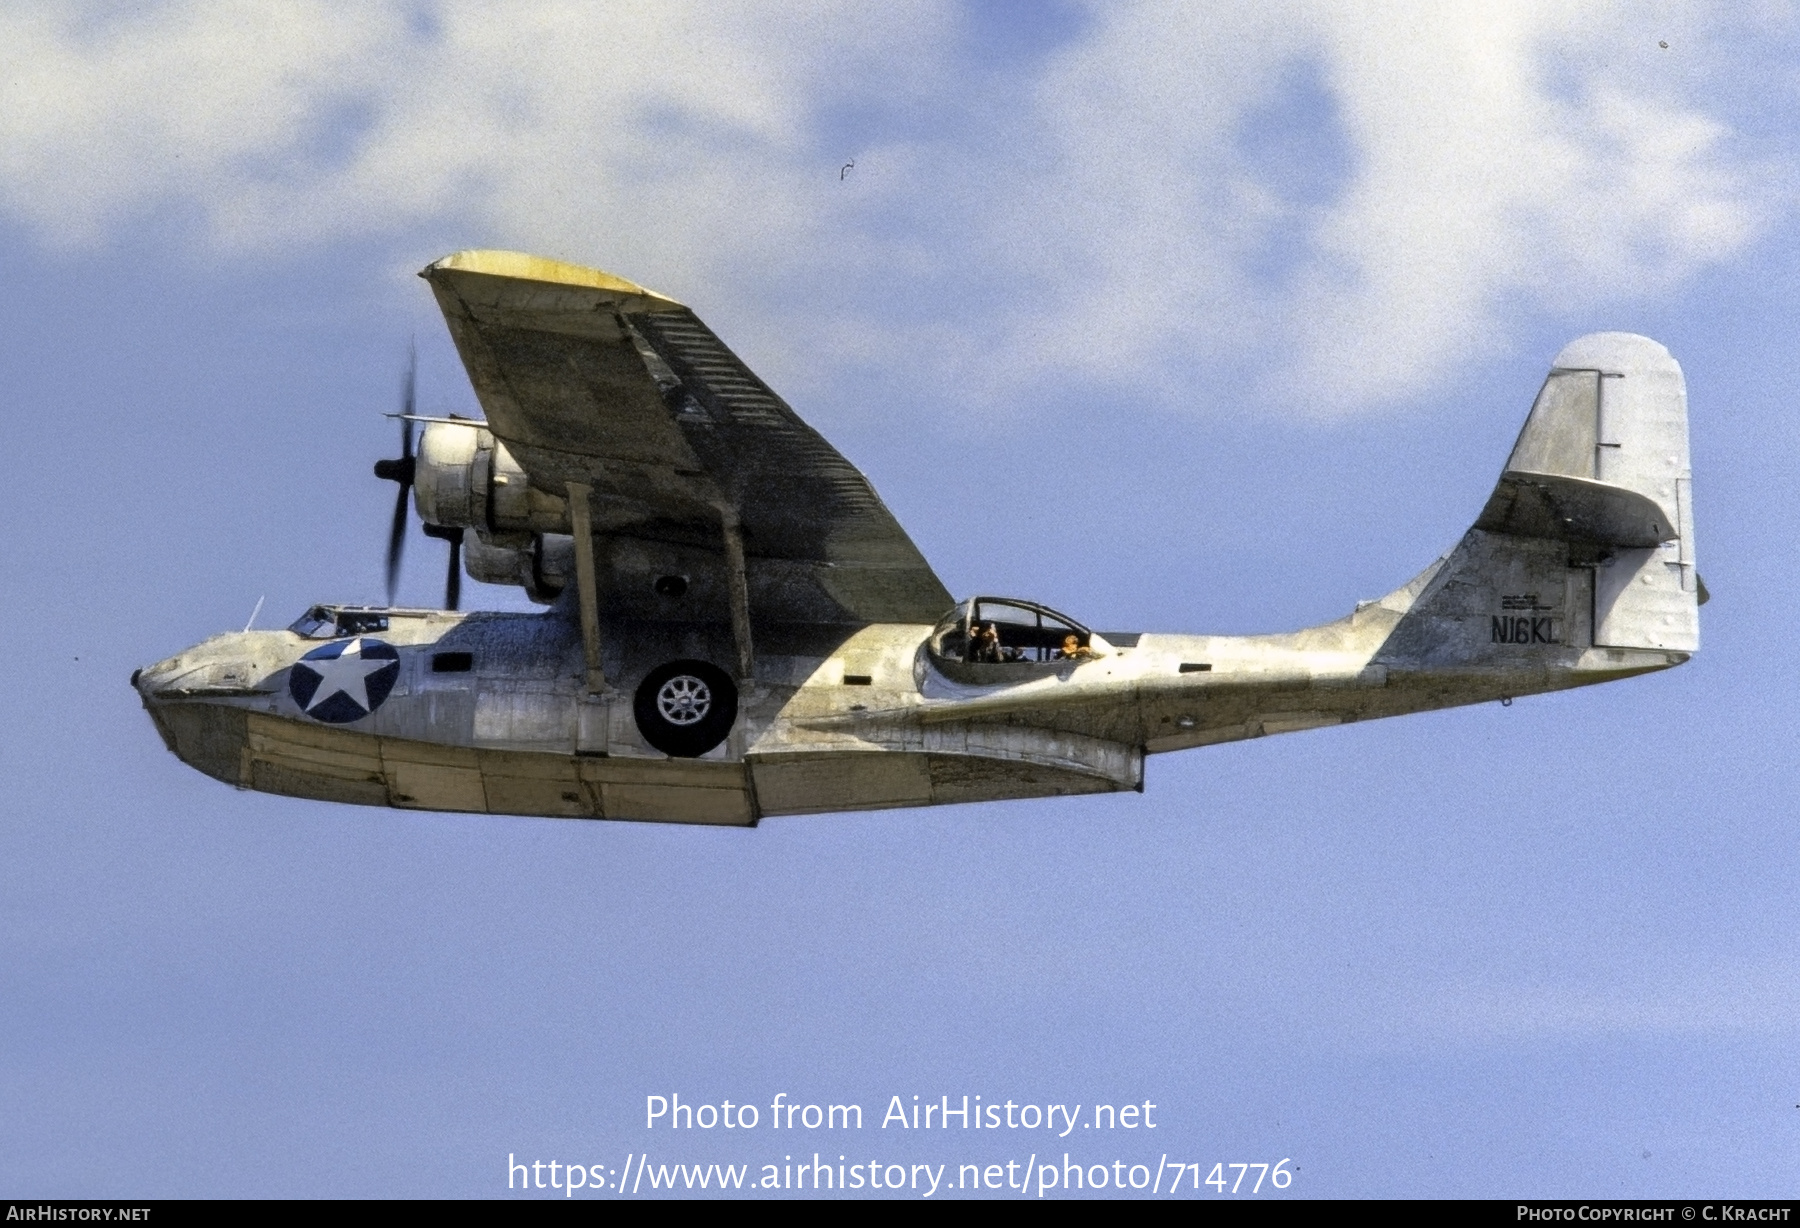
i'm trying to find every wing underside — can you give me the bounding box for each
[422,250,950,626]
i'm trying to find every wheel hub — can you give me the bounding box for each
[656,675,712,726]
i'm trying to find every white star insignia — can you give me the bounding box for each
[301,638,393,714]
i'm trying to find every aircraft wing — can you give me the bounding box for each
[421,250,951,625]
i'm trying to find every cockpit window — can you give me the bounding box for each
[288,607,390,639]
[289,607,338,639]
[337,611,390,635]
[928,598,1096,665]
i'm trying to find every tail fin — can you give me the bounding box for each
[1376,333,1698,673]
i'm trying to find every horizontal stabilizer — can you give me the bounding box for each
[1473,471,1676,547]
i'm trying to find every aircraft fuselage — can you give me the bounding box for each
[134,568,1684,827]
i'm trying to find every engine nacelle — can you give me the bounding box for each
[414,421,568,535]
[464,532,573,604]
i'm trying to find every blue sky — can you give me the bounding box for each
[4,0,1799,1199]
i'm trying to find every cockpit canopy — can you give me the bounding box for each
[288,605,403,639]
[928,597,1103,667]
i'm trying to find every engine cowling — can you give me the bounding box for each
[414,420,568,535]
[464,532,573,604]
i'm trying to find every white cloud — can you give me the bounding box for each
[1288,1,1765,409]
[997,1,1771,413]
[0,0,1778,415]
[0,3,398,242]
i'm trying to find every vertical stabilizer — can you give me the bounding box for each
[1513,333,1697,651]
[1376,333,1698,674]
[1548,333,1699,651]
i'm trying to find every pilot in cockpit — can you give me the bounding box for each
[971,621,1003,663]
[1057,633,1097,661]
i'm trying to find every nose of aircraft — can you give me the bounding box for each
[132,637,268,702]
[132,652,190,702]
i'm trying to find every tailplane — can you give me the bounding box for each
[1376,333,1699,675]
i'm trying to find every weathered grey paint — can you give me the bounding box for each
[133,251,1701,826]
[134,544,1683,824]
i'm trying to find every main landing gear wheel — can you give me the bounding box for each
[633,660,738,758]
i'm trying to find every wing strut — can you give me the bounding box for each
[721,509,755,681]
[566,481,606,694]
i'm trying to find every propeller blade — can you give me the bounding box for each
[377,344,420,608]
[444,529,463,611]
[385,481,409,606]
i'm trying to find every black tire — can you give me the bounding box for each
[633,659,738,758]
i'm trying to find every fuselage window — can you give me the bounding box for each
[431,652,474,673]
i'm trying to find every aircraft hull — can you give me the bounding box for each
[142,698,1141,826]
[135,599,1680,825]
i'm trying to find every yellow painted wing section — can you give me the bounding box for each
[425,249,685,310]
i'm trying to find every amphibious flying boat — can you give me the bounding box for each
[133,251,1702,825]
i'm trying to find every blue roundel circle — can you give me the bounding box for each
[288,637,401,724]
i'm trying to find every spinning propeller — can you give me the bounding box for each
[374,345,464,610]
